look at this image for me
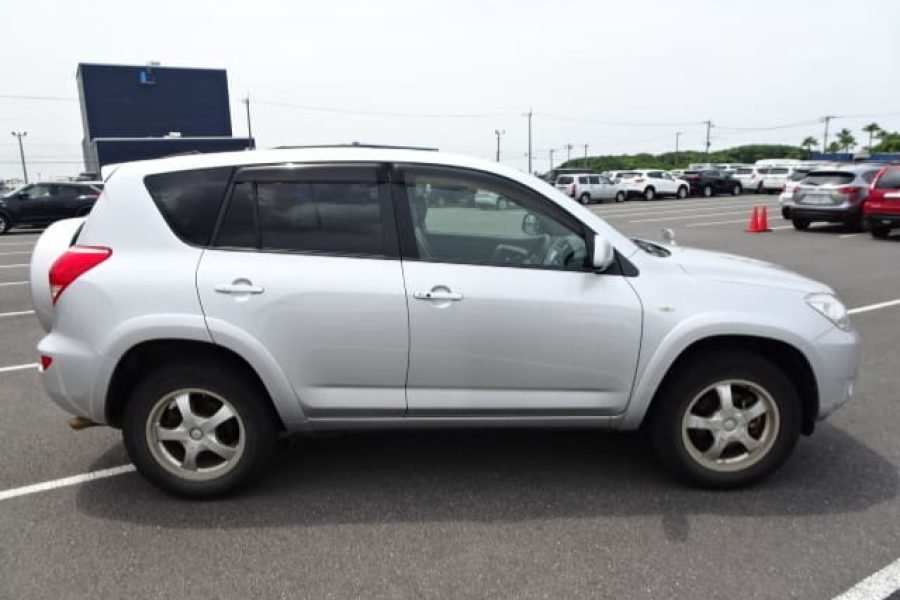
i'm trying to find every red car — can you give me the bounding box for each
[864,165,900,239]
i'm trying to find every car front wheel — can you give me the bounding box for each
[644,187,655,201]
[649,351,801,489]
[615,191,626,203]
[677,186,688,199]
[703,185,713,197]
[579,193,591,205]
[123,360,278,498]
[732,184,742,196]
[0,213,9,234]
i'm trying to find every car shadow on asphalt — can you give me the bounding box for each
[75,423,897,543]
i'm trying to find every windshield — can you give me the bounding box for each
[2,185,28,198]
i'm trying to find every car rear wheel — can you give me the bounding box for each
[871,226,890,239]
[123,360,277,498]
[677,186,688,199]
[579,193,591,205]
[643,187,656,201]
[732,184,742,196]
[792,218,810,230]
[649,351,801,488]
[615,191,626,203]
[0,213,9,234]
[703,185,713,198]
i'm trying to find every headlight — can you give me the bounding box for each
[806,293,850,330]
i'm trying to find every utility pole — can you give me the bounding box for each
[565,143,573,162]
[524,108,533,173]
[702,120,713,156]
[549,149,555,171]
[822,115,836,153]
[675,131,682,154]
[243,95,255,149]
[583,143,589,167]
[494,129,505,162]
[10,131,28,183]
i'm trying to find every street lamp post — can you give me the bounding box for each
[494,129,505,162]
[10,131,28,183]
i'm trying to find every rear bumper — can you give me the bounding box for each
[37,332,113,424]
[810,325,861,420]
[789,205,860,223]
[864,212,900,228]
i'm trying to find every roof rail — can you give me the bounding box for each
[271,142,439,152]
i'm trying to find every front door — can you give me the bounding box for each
[395,165,643,416]
[196,163,409,417]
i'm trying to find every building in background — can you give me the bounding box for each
[77,62,252,176]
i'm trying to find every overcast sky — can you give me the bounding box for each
[1,0,898,179]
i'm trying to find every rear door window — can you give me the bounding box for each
[578,176,589,184]
[589,176,600,184]
[768,168,789,175]
[144,167,233,246]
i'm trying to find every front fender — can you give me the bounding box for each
[619,311,825,429]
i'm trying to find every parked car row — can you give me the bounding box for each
[779,163,900,238]
[0,181,103,233]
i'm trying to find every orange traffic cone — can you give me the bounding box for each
[746,206,761,232]
[758,206,771,232]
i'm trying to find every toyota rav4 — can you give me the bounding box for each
[30,147,860,498]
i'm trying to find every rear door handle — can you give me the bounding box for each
[414,290,464,301]
[215,281,264,295]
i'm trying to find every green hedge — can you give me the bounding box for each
[558,144,807,172]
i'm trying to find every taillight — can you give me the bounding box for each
[634,178,644,184]
[837,186,861,198]
[49,246,112,304]
[569,184,576,197]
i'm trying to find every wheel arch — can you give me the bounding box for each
[105,338,294,431]
[634,334,818,435]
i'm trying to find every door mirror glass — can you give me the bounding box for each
[592,235,615,271]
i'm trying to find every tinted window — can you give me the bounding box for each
[556,176,574,184]
[768,168,789,175]
[757,168,770,175]
[578,176,589,184]
[648,172,662,178]
[801,172,855,186]
[861,170,878,184]
[589,176,600,184]
[876,169,900,189]
[215,182,257,248]
[144,167,233,245]
[736,168,753,175]
[257,182,384,254]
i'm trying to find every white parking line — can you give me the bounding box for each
[0,251,31,256]
[771,225,794,230]
[0,465,136,502]
[685,219,749,228]
[848,299,900,315]
[0,363,38,373]
[594,197,772,215]
[0,264,28,268]
[832,557,900,600]
[629,210,753,223]
[0,242,37,247]
[0,310,34,318]
[0,281,27,287]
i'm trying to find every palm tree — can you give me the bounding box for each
[862,122,882,150]
[836,128,856,153]
[801,136,818,158]
[827,141,842,154]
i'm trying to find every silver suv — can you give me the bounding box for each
[30,148,860,498]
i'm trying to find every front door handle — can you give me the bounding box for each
[214,280,265,295]
[414,289,464,301]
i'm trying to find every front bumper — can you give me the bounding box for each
[810,325,861,420]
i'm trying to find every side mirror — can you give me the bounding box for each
[522,213,541,236]
[592,235,615,271]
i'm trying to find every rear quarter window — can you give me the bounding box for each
[556,176,573,184]
[144,167,233,246]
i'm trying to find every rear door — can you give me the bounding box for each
[395,164,643,416]
[868,167,900,219]
[196,163,410,417]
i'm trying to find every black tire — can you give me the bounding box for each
[0,212,10,234]
[703,185,713,198]
[615,191,626,203]
[676,186,688,199]
[792,218,810,230]
[123,359,278,499]
[732,184,742,196]
[648,351,801,489]
[871,226,890,239]
[643,187,656,201]
[579,193,591,205]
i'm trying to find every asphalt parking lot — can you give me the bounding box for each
[0,194,898,599]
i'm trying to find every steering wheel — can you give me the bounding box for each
[541,236,577,267]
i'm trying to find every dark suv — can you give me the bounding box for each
[0,182,102,233]
[680,170,742,197]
